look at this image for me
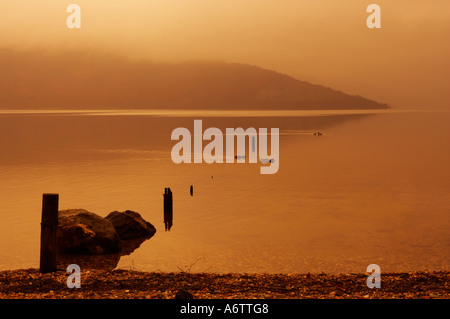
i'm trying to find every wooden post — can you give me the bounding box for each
[163,188,173,231]
[40,193,59,273]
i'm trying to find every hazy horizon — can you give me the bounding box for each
[0,48,390,110]
[1,1,449,110]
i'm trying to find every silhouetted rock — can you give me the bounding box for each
[106,210,156,240]
[56,209,157,270]
[57,209,121,255]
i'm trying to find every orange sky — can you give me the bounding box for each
[0,0,449,109]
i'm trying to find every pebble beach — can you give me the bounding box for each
[0,269,448,299]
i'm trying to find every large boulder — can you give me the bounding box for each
[106,210,156,240]
[57,209,122,255]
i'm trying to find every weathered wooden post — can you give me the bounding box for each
[40,193,59,273]
[163,188,173,231]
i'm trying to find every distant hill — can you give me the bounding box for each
[0,49,388,110]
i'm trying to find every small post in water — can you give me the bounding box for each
[39,193,59,273]
[163,188,173,231]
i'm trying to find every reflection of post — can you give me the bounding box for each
[40,193,59,273]
[163,188,173,231]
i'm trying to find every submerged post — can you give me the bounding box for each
[40,193,59,273]
[163,188,173,231]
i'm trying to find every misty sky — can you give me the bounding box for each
[0,0,449,109]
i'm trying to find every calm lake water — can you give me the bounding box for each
[0,109,448,274]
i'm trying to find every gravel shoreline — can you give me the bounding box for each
[0,269,448,299]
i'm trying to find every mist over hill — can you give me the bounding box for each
[0,49,388,110]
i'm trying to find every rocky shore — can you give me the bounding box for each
[0,269,448,299]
